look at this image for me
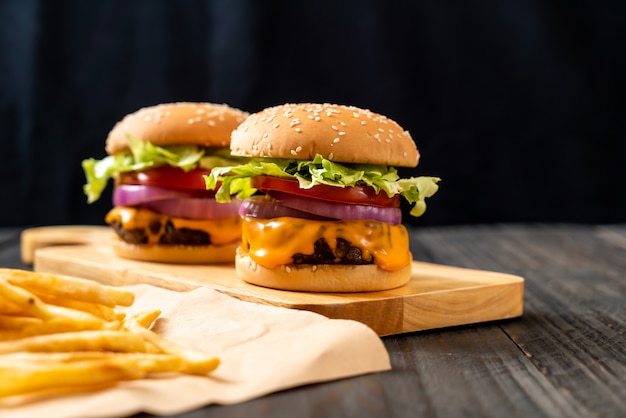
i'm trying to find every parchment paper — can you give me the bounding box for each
[2,284,391,418]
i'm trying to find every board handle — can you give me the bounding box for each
[20,225,113,264]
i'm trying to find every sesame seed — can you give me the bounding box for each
[295,146,302,152]
[290,149,298,156]
[403,151,408,158]
[361,120,367,125]
[385,138,391,143]
[328,152,334,159]
[187,118,195,124]
[333,137,340,143]
[274,123,280,128]
[295,127,302,133]
[331,125,338,131]
[208,120,216,126]
[338,131,346,136]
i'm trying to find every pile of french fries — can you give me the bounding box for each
[0,268,219,399]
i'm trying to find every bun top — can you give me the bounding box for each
[230,103,419,167]
[106,102,249,155]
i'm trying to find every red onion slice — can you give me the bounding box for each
[270,191,402,224]
[143,197,241,220]
[239,196,331,220]
[113,184,215,207]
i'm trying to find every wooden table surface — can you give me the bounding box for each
[1,224,624,418]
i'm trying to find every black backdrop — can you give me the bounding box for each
[1,0,624,227]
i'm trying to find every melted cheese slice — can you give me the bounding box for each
[241,216,410,271]
[106,206,241,245]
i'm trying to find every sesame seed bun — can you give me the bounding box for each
[230,103,419,167]
[235,247,412,292]
[102,102,247,265]
[106,102,249,155]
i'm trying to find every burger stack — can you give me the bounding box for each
[83,102,439,292]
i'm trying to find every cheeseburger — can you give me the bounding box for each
[206,103,440,292]
[82,102,249,263]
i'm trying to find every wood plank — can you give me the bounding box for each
[382,324,584,417]
[26,226,524,336]
[410,224,626,417]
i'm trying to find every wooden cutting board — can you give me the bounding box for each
[21,226,524,336]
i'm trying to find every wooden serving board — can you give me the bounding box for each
[22,226,524,336]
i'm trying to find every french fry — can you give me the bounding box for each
[0,358,144,398]
[20,318,122,338]
[0,269,134,307]
[0,268,221,399]
[2,317,105,342]
[0,278,115,328]
[0,299,26,316]
[0,330,149,354]
[129,309,161,328]
[0,315,42,330]
[0,331,21,341]
[33,292,120,322]
[0,278,50,319]
[0,352,186,398]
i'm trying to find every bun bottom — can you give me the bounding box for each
[111,238,238,264]
[235,248,412,292]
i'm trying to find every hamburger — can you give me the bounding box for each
[206,103,440,291]
[82,102,249,263]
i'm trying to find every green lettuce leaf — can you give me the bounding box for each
[205,154,440,217]
[81,136,242,203]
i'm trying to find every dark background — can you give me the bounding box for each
[1,0,624,227]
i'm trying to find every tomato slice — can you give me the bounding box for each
[117,166,212,191]
[251,176,400,208]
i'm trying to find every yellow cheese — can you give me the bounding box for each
[105,206,241,245]
[241,216,410,271]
